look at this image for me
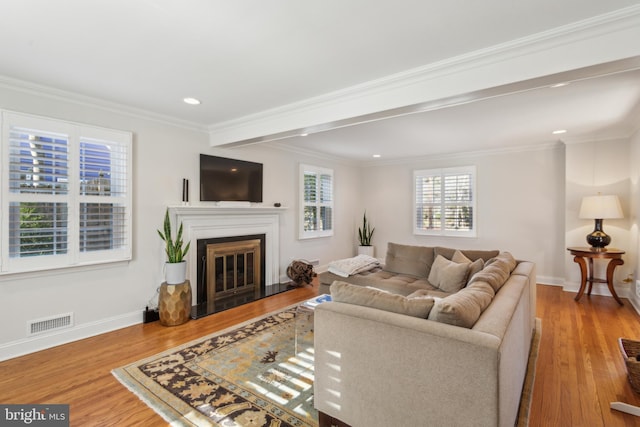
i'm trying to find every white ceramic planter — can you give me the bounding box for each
[165,261,187,284]
[358,246,374,257]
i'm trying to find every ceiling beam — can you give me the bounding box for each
[208,5,640,148]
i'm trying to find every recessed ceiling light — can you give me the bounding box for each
[552,129,567,135]
[550,83,569,88]
[183,97,201,105]
[373,154,381,158]
[300,133,308,137]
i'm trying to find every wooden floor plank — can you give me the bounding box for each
[530,285,640,427]
[3,281,640,426]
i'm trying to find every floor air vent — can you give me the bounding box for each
[28,313,74,336]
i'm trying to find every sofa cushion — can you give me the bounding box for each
[452,250,485,284]
[407,288,452,299]
[427,255,470,293]
[319,269,439,296]
[428,281,495,328]
[469,252,517,292]
[331,281,435,318]
[435,247,500,262]
[385,242,435,278]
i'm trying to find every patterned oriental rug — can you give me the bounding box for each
[113,306,541,427]
[113,305,316,427]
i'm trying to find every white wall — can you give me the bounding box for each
[229,144,362,270]
[0,87,360,360]
[0,86,204,359]
[629,130,640,308]
[564,139,633,296]
[0,87,636,360]
[358,143,566,283]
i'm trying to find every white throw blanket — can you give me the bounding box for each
[328,254,380,278]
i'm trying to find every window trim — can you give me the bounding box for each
[413,165,477,238]
[299,164,334,240]
[1,110,133,275]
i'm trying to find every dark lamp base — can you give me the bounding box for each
[586,218,611,250]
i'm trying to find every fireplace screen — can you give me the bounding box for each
[206,239,261,301]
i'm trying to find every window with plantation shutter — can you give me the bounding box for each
[300,164,333,239]
[1,111,132,274]
[414,166,476,237]
[79,138,129,253]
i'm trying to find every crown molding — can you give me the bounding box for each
[264,141,361,167]
[209,5,640,147]
[560,132,637,145]
[0,75,208,133]
[262,139,565,169]
[358,141,565,168]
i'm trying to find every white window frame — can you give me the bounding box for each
[413,166,476,237]
[0,111,133,275]
[299,164,334,239]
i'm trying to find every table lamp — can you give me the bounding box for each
[579,194,623,250]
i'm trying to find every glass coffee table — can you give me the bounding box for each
[295,294,332,354]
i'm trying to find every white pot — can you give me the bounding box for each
[358,246,374,257]
[165,261,187,285]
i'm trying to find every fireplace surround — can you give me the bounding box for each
[168,205,289,318]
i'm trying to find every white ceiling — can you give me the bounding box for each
[275,67,640,161]
[1,0,640,162]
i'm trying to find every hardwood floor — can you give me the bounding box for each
[0,283,318,426]
[2,281,640,426]
[530,285,640,427]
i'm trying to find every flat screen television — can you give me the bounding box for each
[199,154,263,202]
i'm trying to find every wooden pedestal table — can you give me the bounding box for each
[159,280,192,326]
[567,247,625,306]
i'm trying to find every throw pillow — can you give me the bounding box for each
[452,250,485,285]
[330,281,435,318]
[451,249,471,263]
[428,281,495,328]
[427,255,470,293]
[468,252,517,292]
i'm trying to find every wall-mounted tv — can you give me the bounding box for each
[199,154,263,202]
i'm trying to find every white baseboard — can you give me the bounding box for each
[629,297,640,316]
[560,280,631,299]
[536,275,564,286]
[0,310,141,362]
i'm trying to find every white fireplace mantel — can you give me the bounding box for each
[170,204,287,217]
[168,204,287,304]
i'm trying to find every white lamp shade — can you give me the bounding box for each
[579,195,623,219]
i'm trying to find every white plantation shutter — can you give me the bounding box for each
[9,202,69,257]
[9,128,69,195]
[8,126,70,258]
[414,166,476,237]
[1,111,132,274]
[78,137,129,253]
[300,164,333,239]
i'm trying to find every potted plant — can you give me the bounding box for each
[357,211,375,256]
[157,208,191,284]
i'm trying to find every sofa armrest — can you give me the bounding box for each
[314,302,502,427]
[513,261,537,332]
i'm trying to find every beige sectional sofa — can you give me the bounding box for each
[314,242,537,427]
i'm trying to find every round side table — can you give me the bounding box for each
[159,280,192,326]
[567,247,625,305]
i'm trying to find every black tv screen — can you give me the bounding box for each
[200,154,263,202]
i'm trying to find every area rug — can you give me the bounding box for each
[113,307,541,427]
[113,304,315,427]
[516,318,542,427]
